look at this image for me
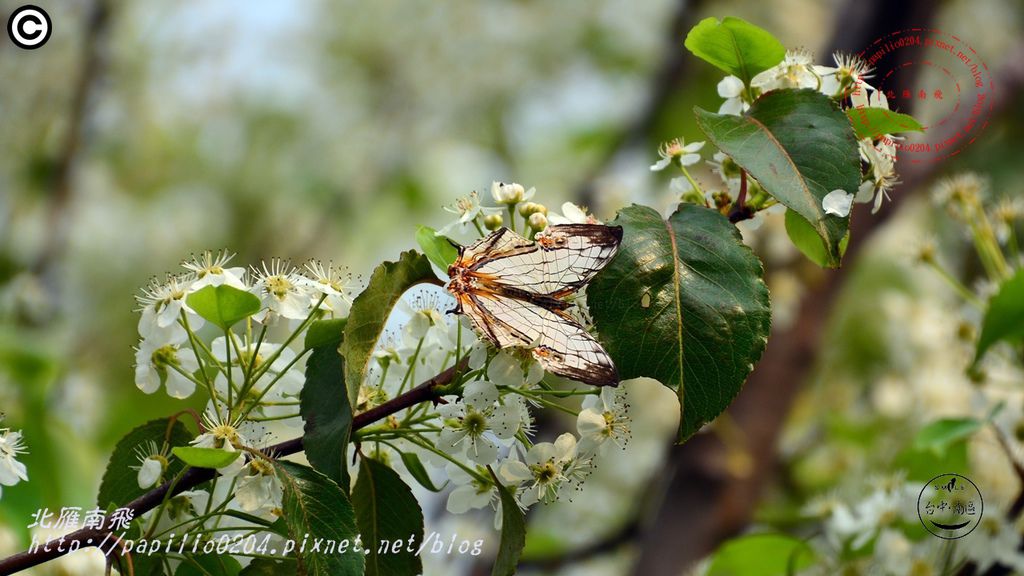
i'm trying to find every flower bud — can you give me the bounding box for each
[483,213,504,230]
[528,212,548,231]
[519,202,547,217]
[491,181,525,205]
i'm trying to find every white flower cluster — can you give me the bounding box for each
[706,50,899,218]
[127,251,356,525]
[438,180,598,239]
[0,416,28,500]
[134,251,351,406]
[804,475,1024,574]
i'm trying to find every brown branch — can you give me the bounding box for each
[0,358,468,575]
[32,0,112,285]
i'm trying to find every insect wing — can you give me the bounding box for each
[471,224,622,296]
[466,291,618,386]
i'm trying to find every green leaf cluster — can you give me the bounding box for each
[695,89,861,267]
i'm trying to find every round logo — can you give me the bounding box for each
[854,28,993,165]
[917,473,983,539]
[7,5,52,50]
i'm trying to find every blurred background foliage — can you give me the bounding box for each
[1,0,1023,574]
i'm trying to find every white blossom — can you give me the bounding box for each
[438,192,502,236]
[547,202,598,225]
[487,350,543,388]
[438,381,519,465]
[190,411,248,473]
[0,426,28,499]
[445,464,496,514]
[250,260,312,323]
[134,333,200,398]
[716,75,748,115]
[959,515,1024,572]
[235,457,282,513]
[136,275,200,341]
[131,441,167,489]
[651,138,705,171]
[301,260,353,317]
[182,250,247,290]
[752,49,821,91]
[577,387,631,454]
[491,181,534,205]
[824,479,918,550]
[499,433,590,507]
[818,52,872,97]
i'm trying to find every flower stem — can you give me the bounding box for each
[679,165,704,200]
[401,435,490,485]
[180,311,220,412]
[923,259,984,309]
[473,219,486,237]
[397,337,426,395]
[248,294,328,385]
[237,347,311,422]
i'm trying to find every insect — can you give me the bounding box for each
[446,224,623,387]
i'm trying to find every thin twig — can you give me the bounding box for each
[0,358,468,575]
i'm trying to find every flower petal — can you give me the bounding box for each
[822,189,855,217]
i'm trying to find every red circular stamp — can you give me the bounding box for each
[853,28,994,164]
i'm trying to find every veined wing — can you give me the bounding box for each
[467,225,622,297]
[457,290,618,387]
[456,227,536,268]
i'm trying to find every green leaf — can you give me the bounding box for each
[491,476,526,576]
[186,284,261,330]
[353,456,425,576]
[341,250,439,409]
[784,208,849,267]
[847,107,924,139]
[695,89,860,267]
[98,417,192,509]
[913,418,983,455]
[304,318,347,350]
[707,533,816,576]
[684,17,786,85]
[416,226,459,271]
[174,554,242,576]
[588,204,771,442]
[896,440,970,483]
[171,446,241,469]
[301,319,352,489]
[239,558,298,576]
[975,269,1024,364]
[274,461,364,576]
[400,452,443,492]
